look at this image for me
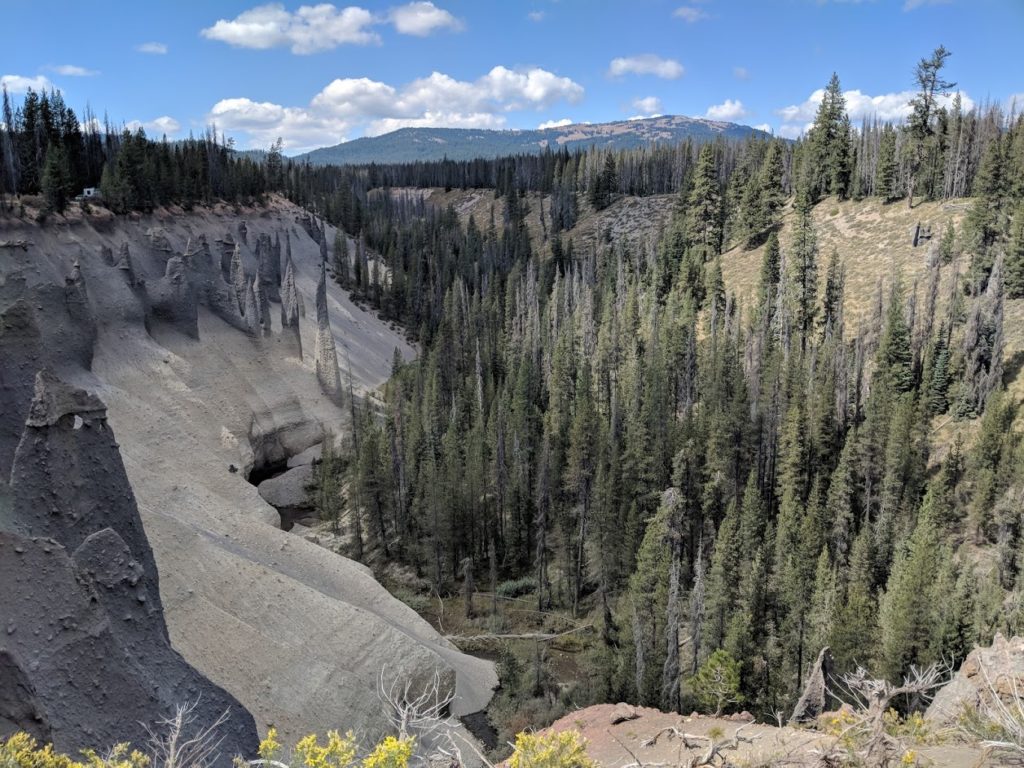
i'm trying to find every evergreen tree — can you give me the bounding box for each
[686,143,723,260]
[41,143,72,213]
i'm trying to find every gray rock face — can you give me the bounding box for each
[190,236,248,333]
[230,244,246,315]
[1,372,258,764]
[256,233,281,303]
[244,279,260,336]
[150,255,199,338]
[280,254,302,358]
[254,272,272,336]
[0,269,97,475]
[314,261,344,401]
[926,634,1024,725]
[790,646,832,723]
[115,242,137,287]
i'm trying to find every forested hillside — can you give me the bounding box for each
[302,49,1024,723]
[292,115,770,166]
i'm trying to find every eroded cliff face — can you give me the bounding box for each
[0,372,258,764]
[0,198,496,747]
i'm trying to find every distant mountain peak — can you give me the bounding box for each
[294,115,770,166]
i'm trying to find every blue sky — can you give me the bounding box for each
[3,0,1021,154]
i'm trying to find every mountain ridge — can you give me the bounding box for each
[293,114,772,165]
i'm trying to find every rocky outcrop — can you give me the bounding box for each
[257,464,316,529]
[115,242,138,288]
[191,236,248,333]
[280,252,303,358]
[314,260,344,401]
[150,254,199,338]
[253,272,271,336]
[790,646,832,723]
[1,372,258,764]
[255,233,281,303]
[244,278,260,335]
[926,634,1024,725]
[230,244,246,314]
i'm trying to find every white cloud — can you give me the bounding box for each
[753,123,772,133]
[705,99,748,121]
[631,96,663,115]
[527,10,545,21]
[366,112,504,136]
[126,116,181,135]
[778,124,806,140]
[608,54,684,80]
[201,4,379,53]
[1006,93,1024,114]
[136,42,168,54]
[733,66,750,80]
[673,6,708,22]
[389,1,462,35]
[210,65,584,151]
[51,64,98,77]
[538,117,572,129]
[775,86,974,137]
[0,74,52,93]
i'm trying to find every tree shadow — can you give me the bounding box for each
[1003,350,1024,390]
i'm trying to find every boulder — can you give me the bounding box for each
[257,463,315,510]
[926,634,1024,725]
[287,442,322,468]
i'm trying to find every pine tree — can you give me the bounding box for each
[906,46,955,208]
[878,494,947,681]
[789,191,819,349]
[875,124,899,203]
[686,143,723,260]
[807,73,851,200]
[41,143,72,213]
[1006,203,1024,299]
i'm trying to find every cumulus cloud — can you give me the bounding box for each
[136,42,168,54]
[777,86,974,136]
[538,117,572,129]
[51,64,98,77]
[608,54,684,80]
[527,10,545,21]
[389,1,462,35]
[631,96,663,115]
[753,123,772,133]
[0,74,52,93]
[733,66,750,80]
[202,4,379,53]
[126,116,181,135]
[673,6,708,22]
[210,65,584,150]
[705,98,748,121]
[201,2,463,53]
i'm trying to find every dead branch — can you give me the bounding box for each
[444,624,593,643]
[144,700,229,768]
[641,727,709,750]
[832,663,950,767]
[0,239,32,251]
